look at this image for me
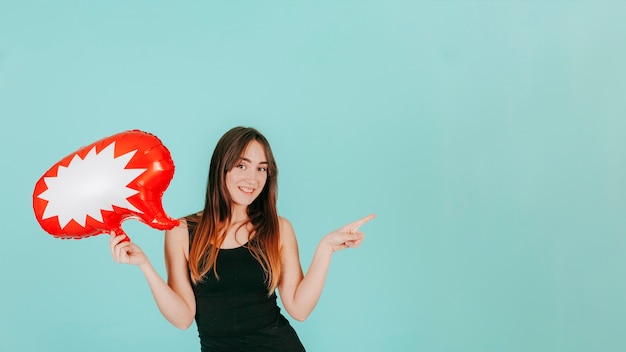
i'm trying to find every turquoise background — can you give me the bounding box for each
[1,1,625,351]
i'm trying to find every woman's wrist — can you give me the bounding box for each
[318,237,335,254]
[137,258,153,272]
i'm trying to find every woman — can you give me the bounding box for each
[110,126,374,351]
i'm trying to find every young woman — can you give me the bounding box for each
[109,126,374,351]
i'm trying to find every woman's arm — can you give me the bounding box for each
[277,214,375,322]
[109,221,196,329]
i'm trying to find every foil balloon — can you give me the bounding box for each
[33,130,179,240]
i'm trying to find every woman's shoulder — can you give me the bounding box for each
[183,211,202,225]
[278,216,297,247]
[278,216,293,230]
[164,214,198,255]
[166,220,189,237]
[171,212,200,230]
[166,212,201,237]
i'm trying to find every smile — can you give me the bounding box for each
[239,186,255,193]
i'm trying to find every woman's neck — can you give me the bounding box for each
[230,204,249,223]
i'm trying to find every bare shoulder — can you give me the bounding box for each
[279,217,295,234]
[166,218,190,237]
[165,218,190,255]
[279,216,293,229]
[279,216,297,247]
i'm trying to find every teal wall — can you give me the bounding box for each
[2,1,625,351]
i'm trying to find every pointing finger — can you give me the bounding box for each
[349,214,376,230]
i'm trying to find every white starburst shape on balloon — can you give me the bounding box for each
[38,142,147,228]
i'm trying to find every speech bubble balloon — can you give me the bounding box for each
[33,129,179,240]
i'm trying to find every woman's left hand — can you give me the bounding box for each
[321,214,376,252]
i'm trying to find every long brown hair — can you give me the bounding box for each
[188,127,281,294]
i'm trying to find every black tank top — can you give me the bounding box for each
[188,223,280,337]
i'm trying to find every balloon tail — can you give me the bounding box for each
[110,227,131,242]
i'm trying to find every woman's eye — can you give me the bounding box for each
[237,164,245,170]
[258,167,267,172]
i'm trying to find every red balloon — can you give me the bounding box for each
[33,130,179,240]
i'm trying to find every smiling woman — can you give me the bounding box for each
[109,126,375,352]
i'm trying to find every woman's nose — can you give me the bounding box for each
[243,168,256,181]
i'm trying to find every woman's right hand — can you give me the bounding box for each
[109,232,149,266]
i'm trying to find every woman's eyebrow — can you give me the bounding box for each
[240,157,268,165]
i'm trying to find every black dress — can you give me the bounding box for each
[188,223,305,352]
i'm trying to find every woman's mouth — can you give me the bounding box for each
[239,186,255,194]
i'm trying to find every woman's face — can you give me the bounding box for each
[226,140,268,208]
